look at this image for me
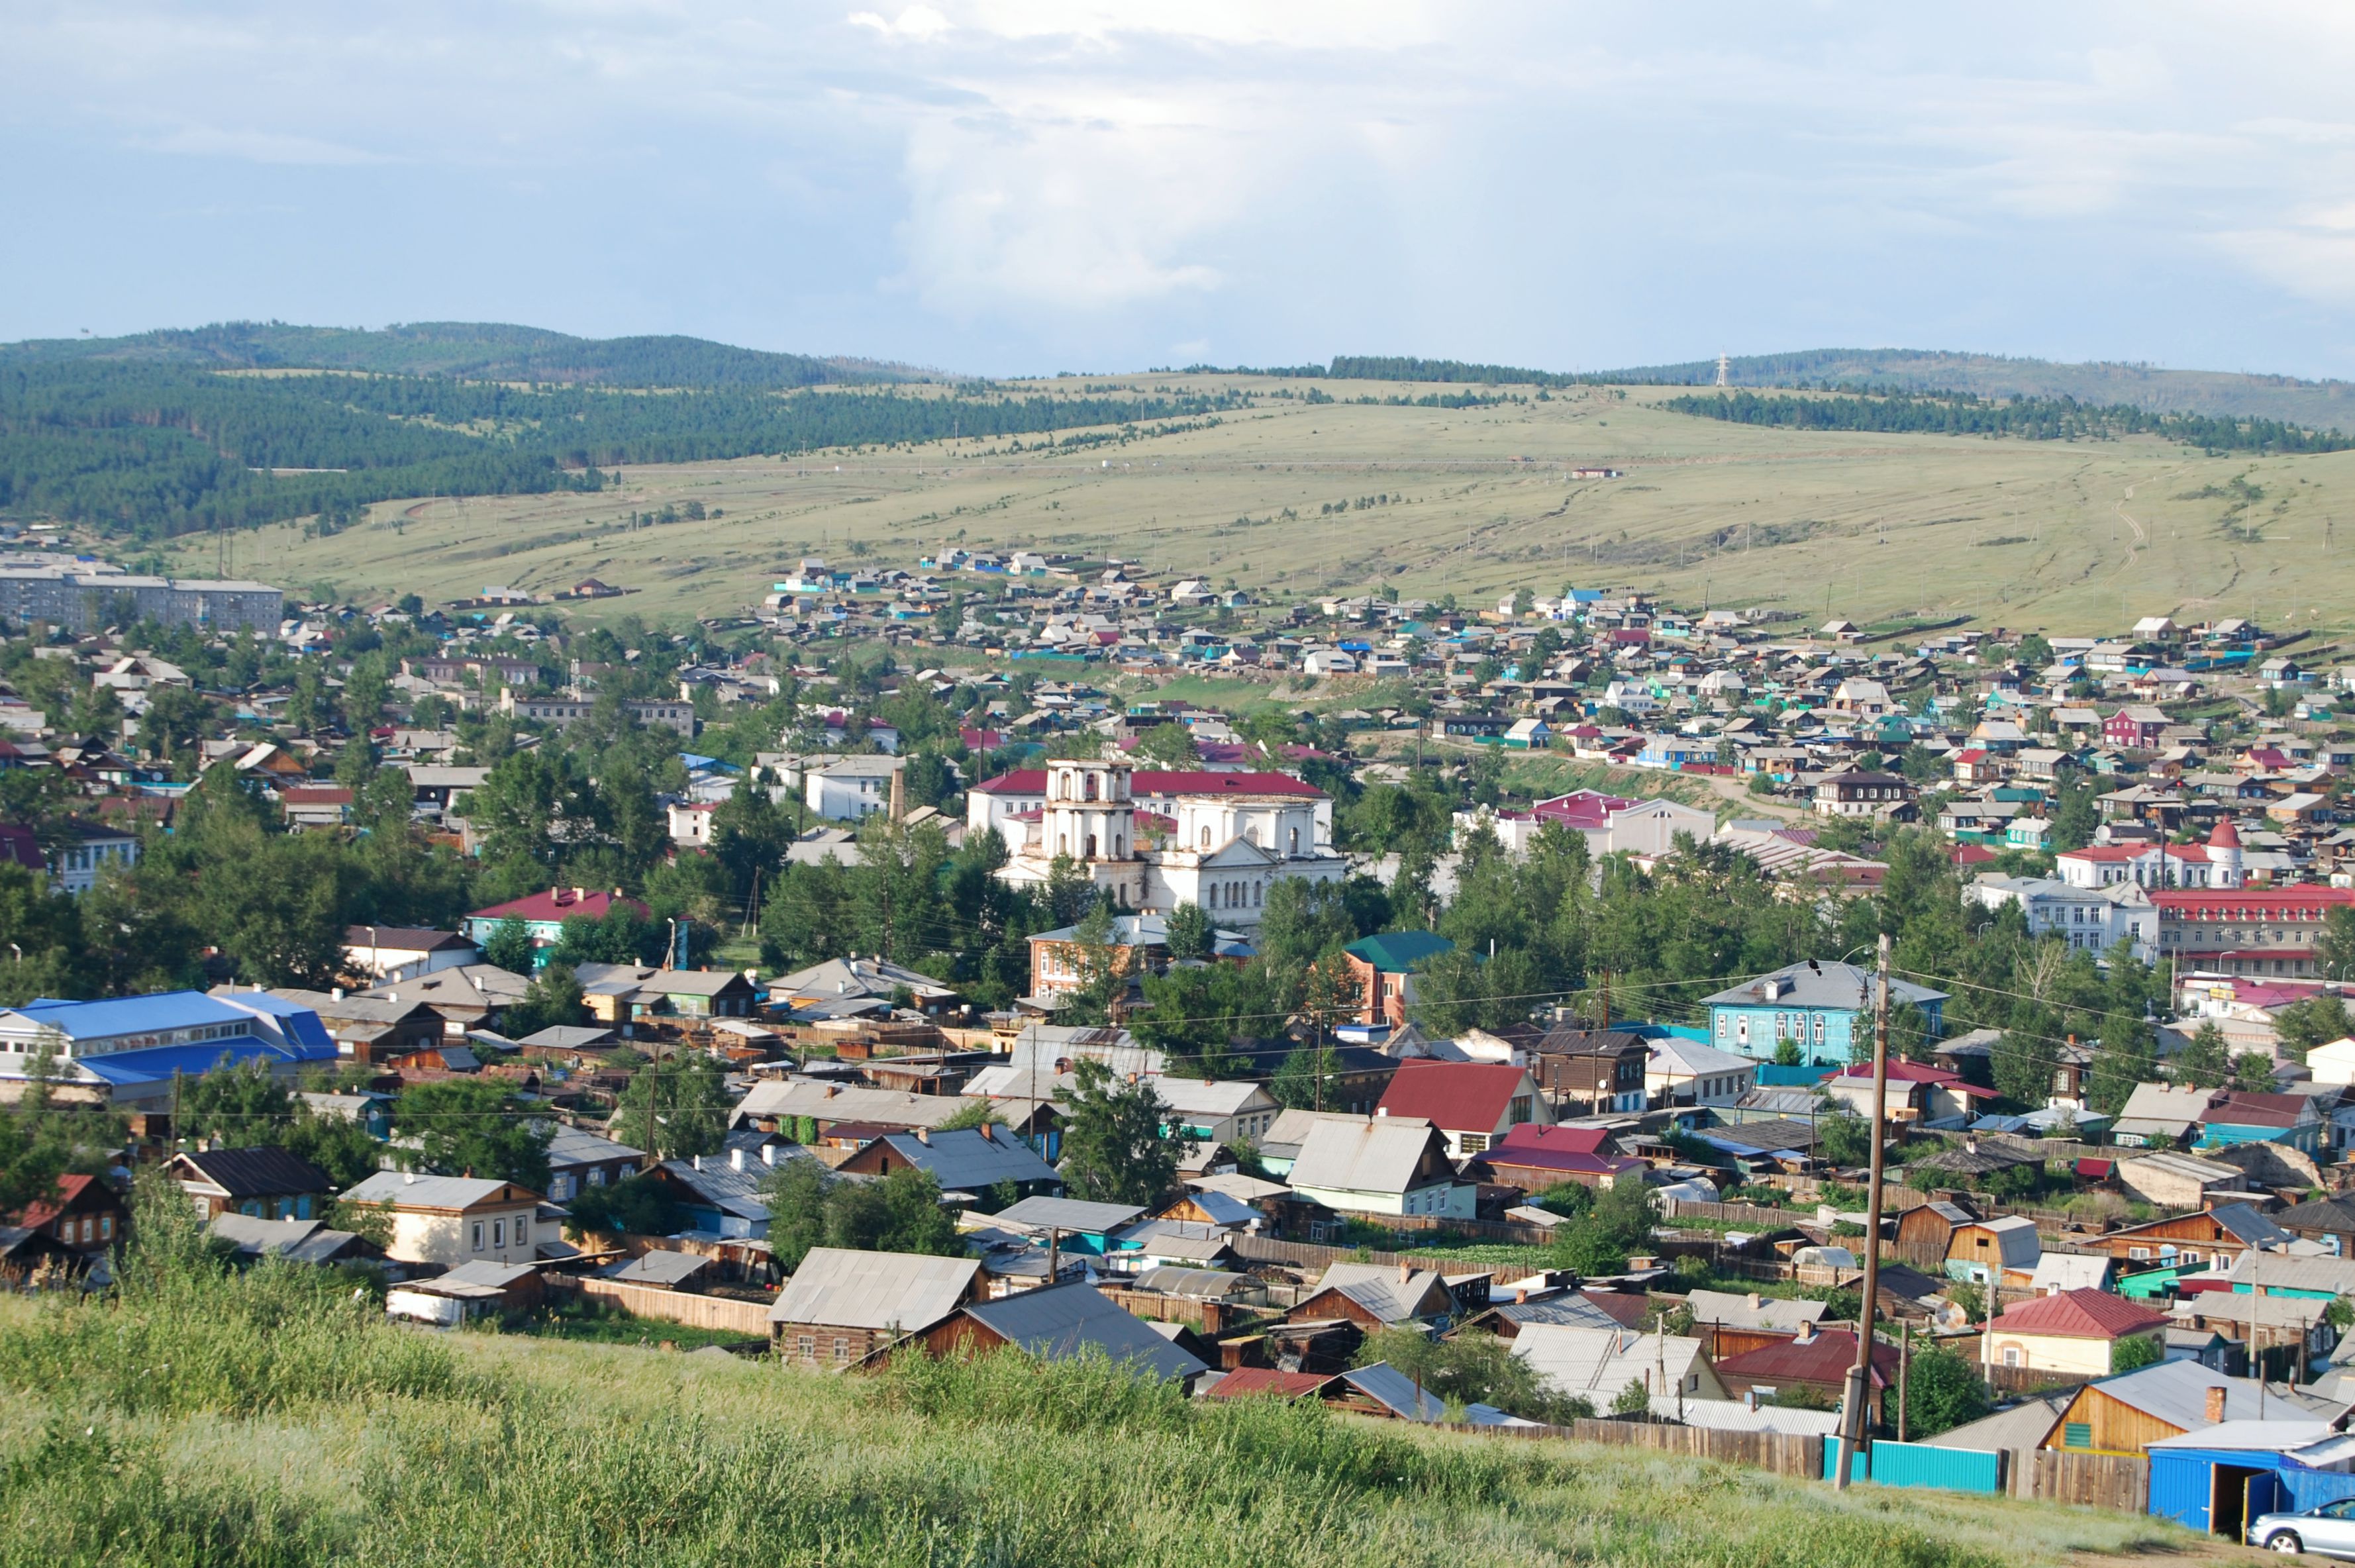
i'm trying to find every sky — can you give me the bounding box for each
[6,2,2355,379]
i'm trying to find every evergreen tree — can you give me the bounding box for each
[2176,1021,2232,1089]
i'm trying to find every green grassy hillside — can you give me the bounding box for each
[0,1252,2208,1568]
[201,374,2355,638]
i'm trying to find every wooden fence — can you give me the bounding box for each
[1229,1234,1537,1283]
[1479,1418,1825,1479]
[549,1275,775,1338]
[1097,1287,1270,1336]
[2027,1449,2148,1512]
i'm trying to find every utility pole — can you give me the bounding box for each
[1833,930,1893,1491]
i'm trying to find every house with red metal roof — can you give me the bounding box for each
[462,887,650,959]
[1984,1287,2169,1378]
[1464,1123,1644,1194]
[1373,1061,1553,1159]
[1712,1328,1901,1424]
[1823,1059,1997,1126]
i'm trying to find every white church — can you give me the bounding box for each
[965,760,1348,925]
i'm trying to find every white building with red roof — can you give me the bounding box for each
[968,759,1344,925]
[2058,819,2244,890]
[1983,1287,2169,1377]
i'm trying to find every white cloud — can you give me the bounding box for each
[848,7,952,42]
[137,124,394,167]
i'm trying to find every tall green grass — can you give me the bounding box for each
[0,1193,2195,1567]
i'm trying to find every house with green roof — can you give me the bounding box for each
[1341,930,1454,1028]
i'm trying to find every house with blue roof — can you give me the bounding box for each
[0,990,338,1105]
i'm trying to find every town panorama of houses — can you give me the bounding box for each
[10,531,2355,1530]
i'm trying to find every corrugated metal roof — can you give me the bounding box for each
[1511,1324,1711,1397]
[601,1249,711,1286]
[343,1171,530,1209]
[1287,1118,1444,1195]
[2090,1360,2340,1431]
[767,1247,979,1330]
[991,1197,1144,1234]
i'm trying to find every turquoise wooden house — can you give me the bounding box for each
[1701,961,1948,1063]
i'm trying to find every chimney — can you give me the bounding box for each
[330,987,344,1001]
[387,990,398,1004]
[760,1144,777,1166]
[729,1147,745,1171]
[822,1085,837,1099]
[1747,1293,1761,1311]
[2206,1386,2228,1424]
[1397,1260,1411,1285]
[692,1154,703,1170]
[1744,1389,1760,1412]
[1515,1288,1528,1304]
[915,1126,930,1144]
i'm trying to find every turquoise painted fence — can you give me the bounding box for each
[1823,1441,2004,1494]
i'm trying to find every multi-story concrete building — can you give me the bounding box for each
[1968,875,2158,959]
[0,557,279,632]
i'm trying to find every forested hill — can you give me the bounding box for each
[1662,388,2354,455]
[0,321,923,389]
[1607,348,2355,433]
[0,362,1238,542]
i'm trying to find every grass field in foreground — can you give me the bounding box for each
[189,373,2355,638]
[0,1264,2229,1568]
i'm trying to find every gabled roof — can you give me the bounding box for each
[870,1128,1060,1191]
[2091,1359,2342,1431]
[1995,1287,2168,1340]
[958,1281,1207,1379]
[1309,1261,1453,1324]
[1374,1061,1539,1134]
[768,1246,979,1330]
[1340,1362,1519,1425]
[170,1147,333,1199]
[1714,1330,1899,1389]
[1286,1116,1450,1196]
[466,887,648,924]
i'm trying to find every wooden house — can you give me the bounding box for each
[767,1247,982,1368]
[2039,1359,2338,1455]
[166,1147,336,1222]
[2086,1203,2289,1271]
[1892,1198,1979,1268]
[1286,1261,1461,1329]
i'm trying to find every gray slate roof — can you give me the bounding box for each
[2091,1359,2341,1430]
[767,1246,981,1330]
[1287,1117,1444,1196]
[958,1282,1207,1380]
[873,1128,1060,1191]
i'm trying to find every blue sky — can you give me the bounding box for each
[6,2,2355,379]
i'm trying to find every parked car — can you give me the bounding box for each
[2251,1500,2355,1556]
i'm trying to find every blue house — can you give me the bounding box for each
[2195,1091,2323,1156]
[1700,962,1948,1063]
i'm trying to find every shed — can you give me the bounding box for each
[2148,1421,2343,1538]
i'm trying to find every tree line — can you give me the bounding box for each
[1664,389,2354,454]
[0,361,1250,540]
